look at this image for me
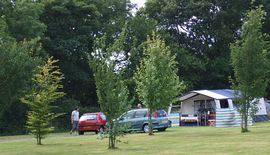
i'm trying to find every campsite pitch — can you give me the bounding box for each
[0,122,270,155]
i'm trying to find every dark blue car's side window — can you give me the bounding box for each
[134,111,147,118]
[123,111,135,119]
[157,110,167,117]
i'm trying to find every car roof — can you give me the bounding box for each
[128,108,167,111]
[82,112,104,115]
[129,108,148,112]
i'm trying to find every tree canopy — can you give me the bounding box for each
[0,0,270,135]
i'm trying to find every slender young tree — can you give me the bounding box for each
[135,33,185,135]
[230,6,269,133]
[21,57,65,144]
[89,26,130,149]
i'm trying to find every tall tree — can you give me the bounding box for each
[0,0,46,41]
[135,33,185,135]
[123,12,157,104]
[89,27,130,149]
[0,18,41,129]
[230,6,269,132]
[0,0,46,135]
[41,0,132,109]
[21,57,65,145]
[144,0,250,90]
[259,0,270,99]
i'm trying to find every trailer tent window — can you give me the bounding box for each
[220,99,229,108]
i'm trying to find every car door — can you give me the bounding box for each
[155,110,169,127]
[118,110,135,130]
[132,110,148,130]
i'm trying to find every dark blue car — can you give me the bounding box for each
[118,108,170,132]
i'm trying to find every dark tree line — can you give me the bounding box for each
[0,0,269,135]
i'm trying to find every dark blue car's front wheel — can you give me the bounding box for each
[143,124,149,133]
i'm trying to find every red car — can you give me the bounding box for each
[78,112,106,135]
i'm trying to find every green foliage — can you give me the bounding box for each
[0,18,41,119]
[230,6,269,132]
[21,57,65,145]
[1,0,270,136]
[135,32,185,135]
[89,26,130,149]
[0,0,46,41]
[144,0,250,90]
[123,13,157,104]
[0,0,46,135]
[40,0,131,109]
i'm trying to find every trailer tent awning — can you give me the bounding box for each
[179,89,237,101]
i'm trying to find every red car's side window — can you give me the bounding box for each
[100,114,106,120]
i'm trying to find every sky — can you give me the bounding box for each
[130,0,146,9]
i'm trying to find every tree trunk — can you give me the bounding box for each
[242,99,249,133]
[244,112,248,132]
[245,100,250,132]
[108,120,116,149]
[148,108,154,135]
[37,134,41,145]
[38,137,41,145]
[36,129,42,145]
[241,104,246,132]
[241,113,244,132]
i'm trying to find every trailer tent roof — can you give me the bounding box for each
[179,89,237,101]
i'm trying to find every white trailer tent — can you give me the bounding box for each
[265,100,270,118]
[179,89,268,127]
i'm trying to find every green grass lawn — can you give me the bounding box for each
[0,122,270,155]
